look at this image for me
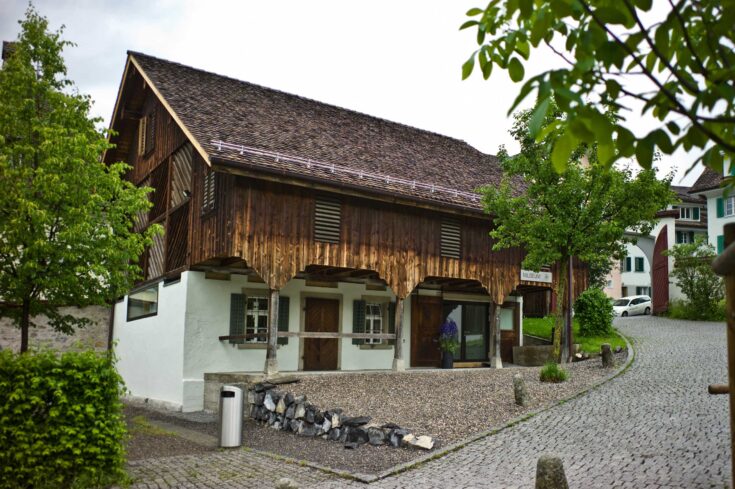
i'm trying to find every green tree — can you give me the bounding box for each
[664,236,723,319]
[0,7,159,352]
[461,1,735,174]
[483,104,673,361]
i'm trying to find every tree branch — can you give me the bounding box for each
[579,0,735,153]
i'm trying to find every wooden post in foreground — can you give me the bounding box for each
[711,221,735,487]
[264,289,280,377]
[392,298,405,371]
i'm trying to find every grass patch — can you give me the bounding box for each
[539,361,569,383]
[523,316,626,354]
[129,416,174,436]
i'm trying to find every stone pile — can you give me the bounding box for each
[247,382,434,450]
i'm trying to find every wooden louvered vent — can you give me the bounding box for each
[441,218,461,259]
[202,170,216,214]
[314,198,341,244]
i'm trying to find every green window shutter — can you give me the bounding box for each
[229,293,246,344]
[718,235,725,254]
[625,257,631,272]
[387,301,396,346]
[353,300,366,345]
[717,198,724,218]
[277,296,289,345]
[635,257,644,272]
[675,231,682,244]
[693,207,700,220]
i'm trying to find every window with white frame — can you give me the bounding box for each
[679,206,700,221]
[364,303,384,344]
[727,197,735,217]
[246,296,269,343]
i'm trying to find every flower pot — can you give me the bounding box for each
[441,351,454,369]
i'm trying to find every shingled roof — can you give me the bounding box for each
[671,185,705,204]
[689,167,723,194]
[129,51,506,211]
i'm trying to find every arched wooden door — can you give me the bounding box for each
[652,226,669,314]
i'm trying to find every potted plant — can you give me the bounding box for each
[438,318,459,369]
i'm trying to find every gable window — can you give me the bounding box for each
[679,206,700,221]
[440,218,461,259]
[202,169,216,214]
[314,197,341,244]
[127,284,159,321]
[634,257,644,272]
[137,112,156,156]
[364,303,384,345]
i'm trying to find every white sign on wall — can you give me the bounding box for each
[520,269,552,283]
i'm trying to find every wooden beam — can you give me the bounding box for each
[264,289,279,377]
[219,332,397,341]
[489,302,503,369]
[393,298,405,371]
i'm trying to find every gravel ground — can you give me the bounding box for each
[290,353,627,444]
[124,353,626,475]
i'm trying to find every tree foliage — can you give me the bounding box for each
[0,7,159,351]
[664,236,724,320]
[461,1,735,175]
[482,103,673,358]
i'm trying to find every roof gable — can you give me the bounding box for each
[127,51,507,210]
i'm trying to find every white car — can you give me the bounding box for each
[613,295,652,317]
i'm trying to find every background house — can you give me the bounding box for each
[689,167,734,253]
[603,185,706,307]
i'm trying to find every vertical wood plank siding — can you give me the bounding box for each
[188,176,586,301]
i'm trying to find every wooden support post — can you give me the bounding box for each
[264,289,279,377]
[392,297,405,371]
[723,223,735,486]
[489,302,503,369]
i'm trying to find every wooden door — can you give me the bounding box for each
[411,295,443,367]
[303,298,339,371]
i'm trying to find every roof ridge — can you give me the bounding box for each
[127,50,489,156]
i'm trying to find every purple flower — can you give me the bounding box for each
[439,318,458,339]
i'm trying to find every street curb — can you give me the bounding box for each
[249,331,637,484]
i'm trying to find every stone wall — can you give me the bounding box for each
[247,381,435,450]
[0,305,110,352]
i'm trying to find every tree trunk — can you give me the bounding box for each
[552,258,569,363]
[20,298,30,353]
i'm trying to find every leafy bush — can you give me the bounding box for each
[539,362,569,383]
[574,287,614,337]
[667,299,726,322]
[0,349,128,489]
[664,238,724,320]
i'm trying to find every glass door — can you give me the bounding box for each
[442,302,489,361]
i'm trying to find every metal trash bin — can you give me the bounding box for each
[218,385,243,448]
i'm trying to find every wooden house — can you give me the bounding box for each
[107,52,587,411]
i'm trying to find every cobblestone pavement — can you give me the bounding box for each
[127,316,731,488]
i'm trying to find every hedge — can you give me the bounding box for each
[0,349,128,488]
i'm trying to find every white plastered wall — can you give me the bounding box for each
[113,275,188,411]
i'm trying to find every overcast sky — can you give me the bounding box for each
[0,0,703,185]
